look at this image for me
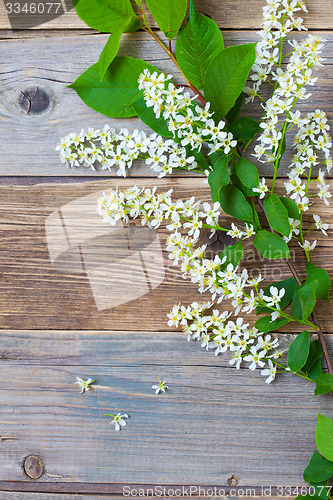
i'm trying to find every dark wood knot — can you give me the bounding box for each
[23,455,44,479]
[227,474,238,486]
[19,88,50,115]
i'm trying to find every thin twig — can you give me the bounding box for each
[257,197,333,374]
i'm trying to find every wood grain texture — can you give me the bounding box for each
[0,178,332,332]
[0,31,332,177]
[0,328,332,486]
[0,0,331,29]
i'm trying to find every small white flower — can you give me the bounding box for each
[152,378,170,394]
[299,239,317,252]
[313,214,329,236]
[253,177,269,198]
[75,377,95,394]
[261,359,277,383]
[104,412,129,431]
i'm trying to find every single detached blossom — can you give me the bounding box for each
[103,412,129,431]
[75,377,95,394]
[152,378,170,394]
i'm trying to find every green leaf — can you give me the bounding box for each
[257,277,298,313]
[204,43,257,119]
[316,414,333,461]
[309,483,331,500]
[70,56,159,118]
[219,240,243,269]
[304,450,333,483]
[254,230,290,260]
[226,92,243,124]
[131,96,173,137]
[208,154,230,203]
[279,196,300,219]
[249,198,262,231]
[309,359,324,382]
[175,0,224,89]
[263,193,291,237]
[291,281,318,322]
[235,157,259,189]
[287,330,310,372]
[145,0,188,39]
[228,117,261,142]
[255,316,290,333]
[230,173,257,198]
[73,0,138,32]
[99,28,124,81]
[306,262,331,302]
[303,340,323,374]
[219,184,253,222]
[315,374,333,396]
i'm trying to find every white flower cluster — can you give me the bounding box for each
[168,301,282,383]
[138,69,237,155]
[245,0,308,102]
[285,110,332,207]
[253,34,326,165]
[56,125,197,178]
[98,186,285,317]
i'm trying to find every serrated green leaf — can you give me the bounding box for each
[315,374,333,396]
[304,450,333,484]
[219,184,253,222]
[145,0,188,39]
[219,240,243,269]
[279,196,300,219]
[131,96,173,137]
[226,92,243,124]
[204,43,256,119]
[255,315,290,333]
[228,117,261,142]
[291,281,318,321]
[316,414,333,461]
[309,483,331,500]
[73,0,138,32]
[254,230,290,260]
[99,28,124,81]
[175,0,224,89]
[230,173,257,198]
[303,340,323,374]
[235,157,259,189]
[208,154,230,203]
[306,262,331,302]
[69,56,159,118]
[287,330,310,372]
[263,193,291,237]
[295,496,326,500]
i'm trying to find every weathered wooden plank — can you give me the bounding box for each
[0,331,332,486]
[0,178,332,331]
[0,0,331,30]
[0,31,332,177]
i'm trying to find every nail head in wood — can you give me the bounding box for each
[18,88,50,115]
[23,455,44,479]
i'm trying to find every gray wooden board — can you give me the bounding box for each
[0,329,332,486]
[0,0,331,29]
[0,178,332,332]
[0,32,332,177]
